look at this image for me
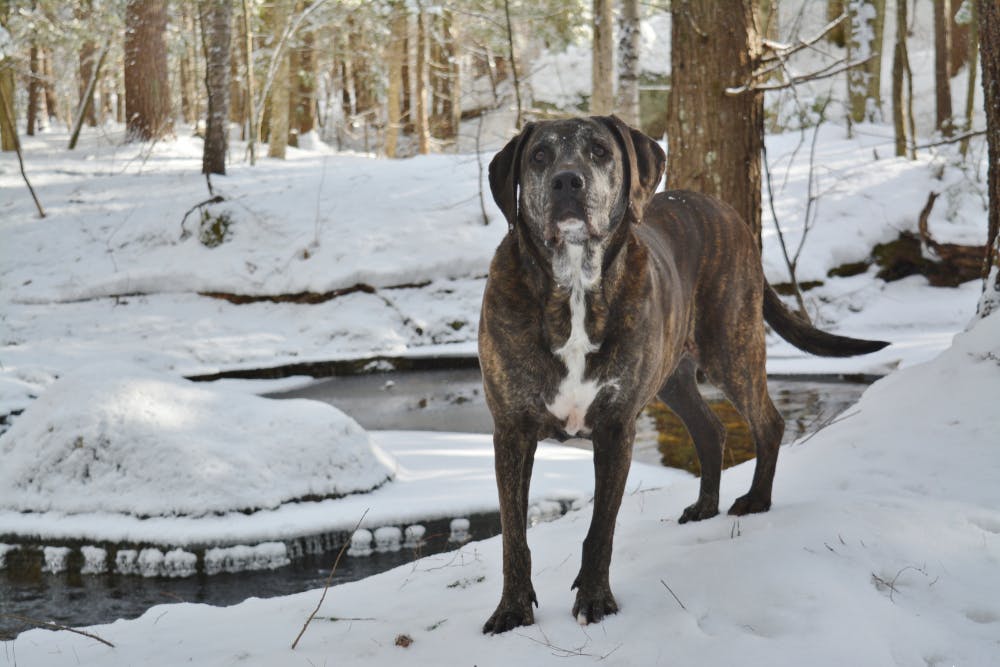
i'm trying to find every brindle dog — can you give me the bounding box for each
[478,116,888,634]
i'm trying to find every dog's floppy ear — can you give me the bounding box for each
[598,115,666,224]
[488,123,536,230]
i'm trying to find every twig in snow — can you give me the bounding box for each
[795,409,859,446]
[291,508,369,650]
[659,579,687,611]
[0,614,115,648]
[0,78,46,218]
[180,195,226,240]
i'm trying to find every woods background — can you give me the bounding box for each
[0,0,998,301]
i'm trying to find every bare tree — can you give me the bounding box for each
[959,0,979,158]
[415,3,430,154]
[846,0,886,125]
[827,0,847,46]
[892,0,914,157]
[385,1,406,157]
[76,0,99,128]
[616,0,640,127]
[201,0,232,175]
[124,0,172,141]
[979,0,1000,316]
[591,0,614,115]
[668,0,764,243]
[934,0,954,135]
[267,0,291,158]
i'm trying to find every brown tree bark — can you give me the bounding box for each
[27,42,40,135]
[590,0,614,115]
[124,0,172,141]
[979,0,1000,316]
[892,0,913,157]
[827,0,846,47]
[267,0,290,158]
[180,1,200,125]
[386,1,406,157]
[846,0,886,124]
[42,49,59,123]
[291,19,316,142]
[934,0,954,135]
[76,1,99,128]
[200,0,232,175]
[616,0,641,127]
[415,5,430,154]
[667,0,764,244]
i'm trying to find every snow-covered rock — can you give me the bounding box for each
[0,363,395,518]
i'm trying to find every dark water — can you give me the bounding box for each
[1,368,868,640]
[274,368,870,470]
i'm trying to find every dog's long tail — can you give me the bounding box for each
[763,284,890,357]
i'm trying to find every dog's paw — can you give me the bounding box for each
[571,587,619,625]
[678,497,719,523]
[482,591,537,635]
[728,493,771,516]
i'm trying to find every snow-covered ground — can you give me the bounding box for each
[6,308,999,666]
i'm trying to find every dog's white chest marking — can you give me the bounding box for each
[546,243,614,436]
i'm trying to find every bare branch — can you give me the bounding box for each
[759,13,848,63]
[727,54,877,95]
[291,509,370,650]
[0,614,115,648]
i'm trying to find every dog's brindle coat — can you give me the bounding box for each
[478,116,888,634]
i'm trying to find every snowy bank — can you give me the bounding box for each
[7,315,999,665]
[0,363,394,518]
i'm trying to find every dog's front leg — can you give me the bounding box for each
[571,418,634,625]
[483,421,539,634]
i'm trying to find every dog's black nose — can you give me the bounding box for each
[552,170,584,193]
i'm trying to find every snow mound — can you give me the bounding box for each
[0,364,395,518]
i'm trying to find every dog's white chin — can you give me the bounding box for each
[556,218,588,244]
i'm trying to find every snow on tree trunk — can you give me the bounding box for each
[591,0,614,115]
[666,0,764,244]
[616,0,640,127]
[202,0,232,176]
[846,0,885,124]
[891,0,913,157]
[978,0,1000,318]
[124,0,172,142]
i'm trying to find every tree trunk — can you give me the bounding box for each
[76,1,99,128]
[444,9,460,143]
[951,6,970,76]
[27,42,40,135]
[846,0,886,125]
[386,2,406,157]
[415,5,430,154]
[616,0,640,127]
[960,0,979,157]
[979,0,1000,316]
[292,19,316,143]
[201,0,232,175]
[401,23,413,133]
[42,49,59,123]
[892,0,912,157]
[124,0,172,141]
[180,2,200,125]
[667,0,764,244]
[827,0,846,46]
[267,0,291,159]
[590,0,614,115]
[0,63,15,151]
[758,0,779,41]
[934,0,954,135]
[241,0,256,164]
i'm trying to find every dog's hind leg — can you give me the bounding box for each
[658,357,726,523]
[703,330,785,516]
[571,418,635,625]
[483,421,539,634]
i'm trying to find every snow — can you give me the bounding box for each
[0,363,394,517]
[7,311,999,665]
[0,5,995,661]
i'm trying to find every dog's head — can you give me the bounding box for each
[489,116,665,249]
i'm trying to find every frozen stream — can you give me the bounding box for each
[1,369,867,639]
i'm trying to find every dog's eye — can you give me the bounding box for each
[592,143,607,158]
[532,149,546,164]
